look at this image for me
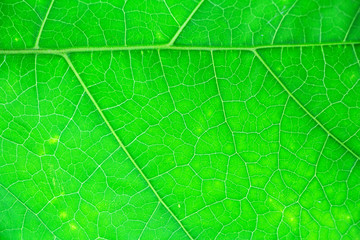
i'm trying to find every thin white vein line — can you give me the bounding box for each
[0,183,58,240]
[62,54,194,240]
[353,44,360,65]
[163,0,179,26]
[210,50,239,197]
[138,202,160,239]
[271,0,299,44]
[34,0,55,49]
[344,7,360,42]
[168,0,205,45]
[253,49,360,161]
[1,41,360,55]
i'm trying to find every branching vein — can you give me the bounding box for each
[0,183,58,239]
[62,54,194,240]
[253,49,360,161]
[168,0,205,45]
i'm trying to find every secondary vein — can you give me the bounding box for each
[34,0,55,49]
[344,7,360,42]
[168,0,205,45]
[62,54,194,240]
[253,49,360,161]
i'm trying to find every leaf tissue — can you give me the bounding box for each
[1,0,360,239]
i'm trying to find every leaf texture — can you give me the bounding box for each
[0,0,360,239]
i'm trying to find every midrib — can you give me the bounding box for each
[0,41,359,55]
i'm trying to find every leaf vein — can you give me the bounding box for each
[0,183,58,240]
[253,49,360,161]
[344,7,360,41]
[62,54,194,240]
[34,0,55,49]
[168,0,205,45]
[1,41,359,55]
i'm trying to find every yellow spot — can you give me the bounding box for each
[60,191,65,196]
[289,143,296,151]
[49,135,59,144]
[14,37,19,42]
[267,197,283,211]
[178,204,181,208]
[207,110,213,117]
[70,224,77,230]
[276,66,284,72]
[60,211,67,219]
[346,215,351,220]
[290,217,294,222]
[155,32,165,40]
[141,50,144,55]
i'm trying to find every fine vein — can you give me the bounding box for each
[34,0,55,49]
[62,54,194,240]
[0,183,58,239]
[168,0,205,45]
[254,50,360,161]
[272,0,299,44]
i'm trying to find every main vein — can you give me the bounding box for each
[34,0,55,49]
[2,41,359,55]
[62,54,194,240]
[253,50,360,161]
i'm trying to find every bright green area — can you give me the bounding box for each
[0,0,360,239]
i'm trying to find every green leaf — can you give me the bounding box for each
[1,0,360,239]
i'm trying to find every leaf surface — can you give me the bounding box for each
[1,0,360,239]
